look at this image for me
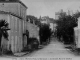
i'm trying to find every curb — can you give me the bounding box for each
[13,52,30,57]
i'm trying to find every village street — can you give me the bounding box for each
[21,37,80,60]
[0,37,80,60]
[0,0,80,60]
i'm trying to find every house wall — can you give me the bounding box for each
[9,14,23,53]
[26,22,40,43]
[0,2,27,20]
[0,14,9,51]
[0,2,27,53]
[0,2,27,33]
[0,14,24,53]
[50,23,53,31]
[0,14,8,20]
[74,17,80,48]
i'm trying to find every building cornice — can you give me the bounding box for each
[0,11,23,19]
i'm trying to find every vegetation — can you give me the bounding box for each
[26,15,41,26]
[26,15,52,45]
[0,20,10,49]
[56,10,78,44]
[39,24,51,44]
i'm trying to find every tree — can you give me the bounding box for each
[0,20,10,50]
[39,24,51,44]
[26,15,40,26]
[56,11,77,44]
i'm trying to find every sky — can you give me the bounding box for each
[21,0,80,18]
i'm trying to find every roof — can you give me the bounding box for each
[0,0,28,9]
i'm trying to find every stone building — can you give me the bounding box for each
[0,0,27,53]
[74,17,80,48]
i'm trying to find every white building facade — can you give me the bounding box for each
[0,0,27,53]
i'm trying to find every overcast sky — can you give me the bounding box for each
[21,0,80,18]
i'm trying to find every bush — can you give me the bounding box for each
[27,38,39,51]
[39,24,51,44]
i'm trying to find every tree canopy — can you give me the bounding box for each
[56,10,78,44]
[26,15,41,26]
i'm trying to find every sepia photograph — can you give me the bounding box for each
[0,0,80,60]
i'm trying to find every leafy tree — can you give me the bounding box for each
[26,15,40,26]
[0,20,10,49]
[56,11,77,44]
[39,24,51,44]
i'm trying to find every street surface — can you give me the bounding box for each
[1,37,80,60]
[23,37,80,60]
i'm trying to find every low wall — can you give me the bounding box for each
[26,22,40,43]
